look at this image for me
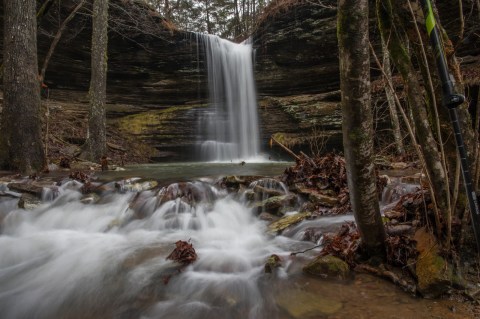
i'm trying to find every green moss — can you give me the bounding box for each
[276,290,342,318]
[116,106,195,134]
[303,255,350,280]
[268,212,311,234]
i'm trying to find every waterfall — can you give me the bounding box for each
[197,34,261,162]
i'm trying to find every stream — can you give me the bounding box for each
[0,163,474,318]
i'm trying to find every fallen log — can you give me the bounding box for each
[270,135,301,161]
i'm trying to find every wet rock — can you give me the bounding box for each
[157,181,218,208]
[258,212,279,222]
[264,254,282,274]
[121,180,158,193]
[414,227,452,298]
[80,193,101,204]
[244,190,256,201]
[303,255,351,280]
[276,290,342,318]
[18,193,43,210]
[262,194,297,215]
[296,186,338,207]
[7,182,44,198]
[268,212,311,234]
[252,184,285,198]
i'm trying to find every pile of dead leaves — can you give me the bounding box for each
[282,152,388,215]
[283,153,347,191]
[282,153,351,214]
[320,222,360,266]
[166,240,197,265]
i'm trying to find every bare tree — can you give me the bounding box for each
[338,0,386,259]
[0,0,46,173]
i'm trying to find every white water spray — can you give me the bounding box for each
[197,34,261,162]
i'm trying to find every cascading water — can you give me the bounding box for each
[0,179,301,319]
[197,34,261,162]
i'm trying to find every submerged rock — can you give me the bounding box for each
[303,255,350,280]
[276,289,342,318]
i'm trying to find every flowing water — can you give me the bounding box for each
[0,164,474,319]
[196,34,261,162]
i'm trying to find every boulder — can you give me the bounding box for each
[296,186,339,207]
[18,193,43,210]
[261,194,297,215]
[276,289,342,318]
[414,228,452,298]
[303,255,351,280]
[268,212,311,234]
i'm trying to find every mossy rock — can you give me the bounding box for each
[268,211,311,234]
[295,185,338,207]
[264,194,297,212]
[414,228,452,298]
[276,289,342,318]
[303,255,351,280]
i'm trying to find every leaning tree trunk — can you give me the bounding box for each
[338,0,386,259]
[0,0,45,173]
[82,0,109,162]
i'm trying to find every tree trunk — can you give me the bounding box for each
[0,0,46,173]
[338,0,386,259]
[82,0,109,162]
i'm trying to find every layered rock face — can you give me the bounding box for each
[252,1,342,152]
[33,0,206,105]
[252,0,480,153]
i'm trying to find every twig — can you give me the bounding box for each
[300,151,318,168]
[290,244,322,256]
[271,135,301,161]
